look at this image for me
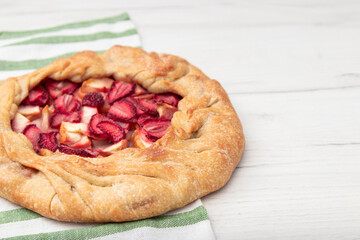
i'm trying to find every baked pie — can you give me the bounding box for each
[0,46,245,222]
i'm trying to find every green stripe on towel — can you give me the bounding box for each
[0,50,105,71]
[0,13,130,40]
[0,208,41,224]
[2,206,209,240]
[6,29,137,46]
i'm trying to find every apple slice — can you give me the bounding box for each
[59,122,91,148]
[98,139,128,156]
[11,113,32,133]
[80,106,98,124]
[131,85,147,96]
[17,105,41,120]
[78,78,114,99]
[131,128,153,149]
[32,105,51,132]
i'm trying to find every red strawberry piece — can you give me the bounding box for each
[82,92,104,107]
[157,103,178,120]
[79,149,99,158]
[107,100,136,122]
[115,121,131,133]
[23,86,49,106]
[138,98,158,115]
[58,144,98,158]
[125,97,148,115]
[88,113,110,138]
[155,93,181,107]
[44,79,78,99]
[54,94,81,114]
[107,81,135,104]
[50,111,81,129]
[38,132,58,151]
[141,119,171,141]
[138,127,157,145]
[97,121,125,143]
[135,95,158,115]
[23,124,42,152]
[65,111,81,123]
[137,115,156,127]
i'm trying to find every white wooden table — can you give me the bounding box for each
[1,0,360,239]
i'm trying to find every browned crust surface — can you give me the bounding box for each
[0,46,245,222]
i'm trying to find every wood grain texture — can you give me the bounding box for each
[1,0,360,239]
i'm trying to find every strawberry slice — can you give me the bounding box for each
[107,81,135,104]
[80,106,98,124]
[50,111,81,129]
[155,93,181,107]
[97,121,125,143]
[23,86,49,106]
[12,113,32,133]
[115,121,131,133]
[82,92,104,107]
[39,132,58,151]
[125,97,148,116]
[58,144,98,158]
[44,79,78,99]
[157,103,178,120]
[141,119,171,141]
[88,113,110,138]
[137,115,156,127]
[23,124,42,152]
[107,100,136,122]
[54,94,81,114]
[135,94,158,115]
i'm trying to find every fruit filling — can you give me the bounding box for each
[12,78,181,157]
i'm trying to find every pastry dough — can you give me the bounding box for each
[0,46,245,222]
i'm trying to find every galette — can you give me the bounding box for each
[0,46,245,222]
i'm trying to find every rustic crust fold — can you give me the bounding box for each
[0,46,245,222]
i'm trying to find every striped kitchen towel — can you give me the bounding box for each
[0,13,215,240]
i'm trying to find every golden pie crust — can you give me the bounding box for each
[0,46,245,222]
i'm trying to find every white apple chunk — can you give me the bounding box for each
[78,78,114,98]
[59,122,91,148]
[80,106,98,124]
[11,113,32,133]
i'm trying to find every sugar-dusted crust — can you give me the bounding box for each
[0,46,245,222]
